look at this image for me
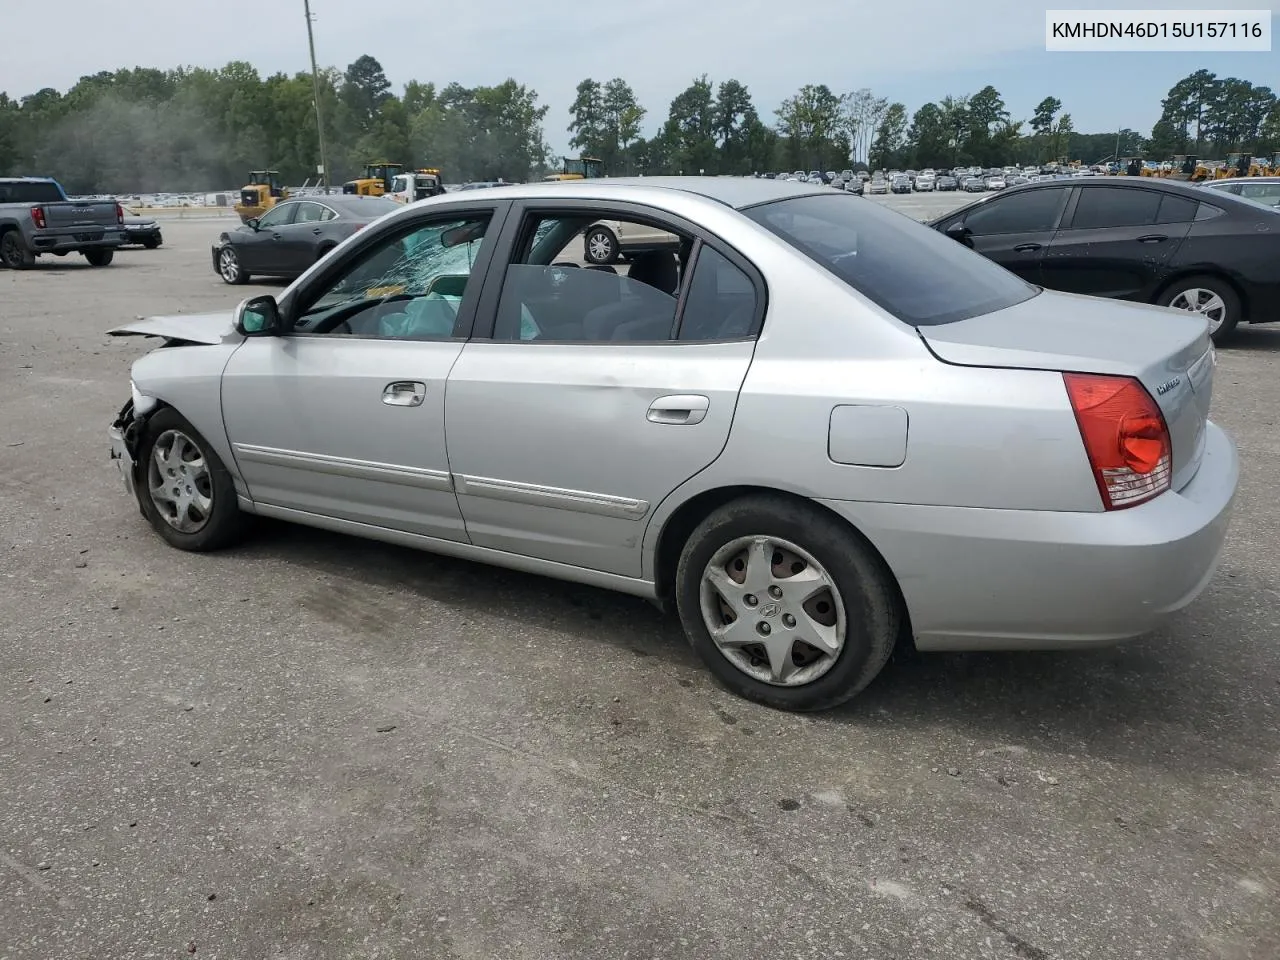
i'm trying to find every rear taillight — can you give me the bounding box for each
[30,206,46,229]
[115,203,124,225]
[1064,372,1171,510]
[353,222,368,231]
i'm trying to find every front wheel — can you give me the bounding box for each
[584,226,619,265]
[143,236,162,250]
[675,495,902,712]
[217,245,249,284]
[1159,275,1241,345]
[136,408,248,551]
[85,249,114,267]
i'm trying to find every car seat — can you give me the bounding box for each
[582,251,680,341]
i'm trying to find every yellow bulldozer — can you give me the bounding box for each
[342,162,406,197]
[233,170,289,223]
[1156,155,1212,182]
[543,156,605,182]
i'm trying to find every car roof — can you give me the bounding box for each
[426,176,836,210]
[289,195,399,215]
[1204,176,1280,185]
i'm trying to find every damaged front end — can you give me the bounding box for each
[109,396,148,504]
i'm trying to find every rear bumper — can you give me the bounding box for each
[30,228,125,252]
[819,420,1239,651]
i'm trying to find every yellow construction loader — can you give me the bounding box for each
[233,170,289,223]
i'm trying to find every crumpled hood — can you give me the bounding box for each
[107,312,241,345]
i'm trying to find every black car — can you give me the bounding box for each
[120,208,163,249]
[929,177,1280,344]
[212,195,400,285]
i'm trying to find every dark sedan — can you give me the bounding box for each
[929,177,1280,344]
[120,208,162,249]
[212,195,400,285]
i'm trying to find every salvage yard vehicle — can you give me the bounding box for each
[929,177,1280,344]
[108,177,1237,712]
[212,195,400,285]
[343,161,405,197]
[386,168,447,203]
[233,170,289,223]
[0,176,125,268]
[582,216,681,264]
[1200,175,1280,208]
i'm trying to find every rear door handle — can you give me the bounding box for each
[647,394,709,425]
[1136,234,1168,243]
[1013,242,1042,252]
[382,381,426,407]
[271,232,283,240]
[312,227,322,235]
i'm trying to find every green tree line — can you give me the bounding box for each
[1,59,1276,194]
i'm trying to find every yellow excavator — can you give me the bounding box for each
[543,156,605,182]
[342,161,406,197]
[1213,154,1256,179]
[233,170,289,223]
[1156,155,1212,181]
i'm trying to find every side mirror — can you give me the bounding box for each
[235,295,282,336]
[246,218,260,231]
[945,222,974,247]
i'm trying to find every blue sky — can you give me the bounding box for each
[2,1,1277,155]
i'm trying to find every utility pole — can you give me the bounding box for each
[303,0,329,193]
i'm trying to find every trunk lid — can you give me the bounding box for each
[919,289,1214,492]
[107,312,240,346]
[40,200,120,231]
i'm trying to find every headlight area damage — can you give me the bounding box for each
[109,397,144,504]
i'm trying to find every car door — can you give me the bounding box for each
[1040,185,1195,300]
[274,200,331,269]
[219,202,509,541]
[239,202,299,273]
[443,202,763,578]
[940,185,1069,284]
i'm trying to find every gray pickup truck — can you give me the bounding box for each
[0,177,125,269]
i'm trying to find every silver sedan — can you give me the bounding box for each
[107,177,1238,711]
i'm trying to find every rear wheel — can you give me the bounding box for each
[85,249,114,267]
[1159,275,1240,345]
[218,245,249,285]
[0,230,34,269]
[675,495,901,712]
[136,408,247,551]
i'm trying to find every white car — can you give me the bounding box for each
[583,219,681,265]
[984,177,1006,191]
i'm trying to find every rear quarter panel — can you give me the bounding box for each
[640,252,1102,577]
[1172,211,1280,317]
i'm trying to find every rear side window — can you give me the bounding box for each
[1156,193,1199,224]
[0,181,64,203]
[1069,187,1161,229]
[743,194,1036,326]
[961,187,1068,235]
[677,246,759,340]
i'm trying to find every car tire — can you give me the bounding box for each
[217,245,249,285]
[85,249,114,267]
[1158,275,1241,345]
[135,407,248,552]
[315,243,335,263]
[675,494,902,712]
[0,229,35,269]
[584,226,619,265]
[143,236,161,249]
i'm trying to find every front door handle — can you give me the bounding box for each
[1136,234,1168,243]
[271,232,283,240]
[647,394,709,425]
[1013,242,1042,252]
[312,227,322,235]
[382,381,426,407]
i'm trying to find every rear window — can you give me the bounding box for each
[0,180,65,203]
[743,194,1037,326]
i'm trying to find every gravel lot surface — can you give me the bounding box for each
[2,202,1278,960]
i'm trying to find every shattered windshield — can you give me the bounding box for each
[300,216,491,322]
